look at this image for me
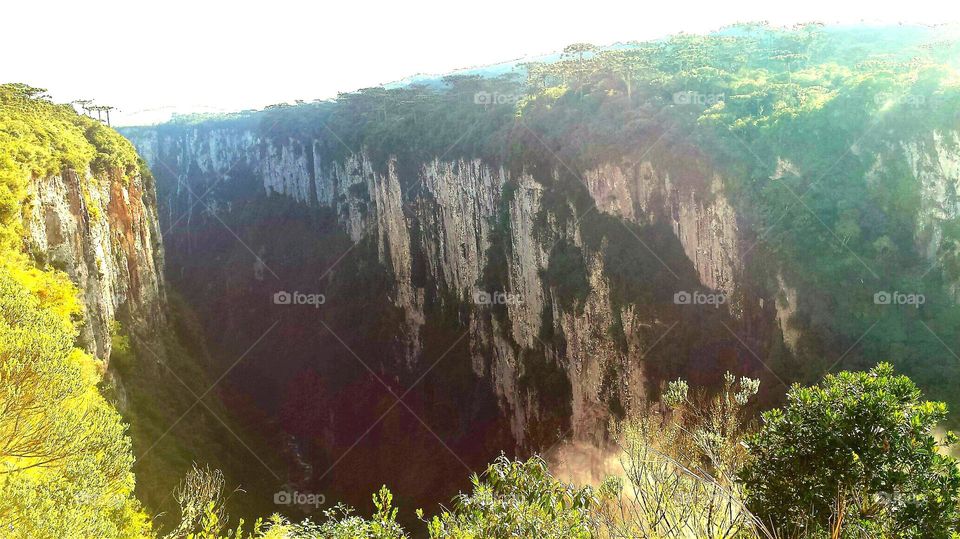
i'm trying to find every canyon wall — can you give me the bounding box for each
[124,126,771,449]
[121,118,960,515]
[22,166,166,361]
[899,130,960,298]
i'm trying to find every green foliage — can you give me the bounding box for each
[0,80,160,538]
[0,272,150,537]
[507,23,960,421]
[179,486,407,539]
[281,487,407,539]
[109,320,134,372]
[424,455,598,539]
[664,371,760,478]
[160,364,954,539]
[5,23,960,539]
[128,30,960,427]
[256,75,521,176]
[0,82,140,177]
[741,363,960,538]
[0,83,142,252]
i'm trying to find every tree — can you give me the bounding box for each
[519,62,551,93]
[740,363,960,538]
[0,273,150,538]
[599,46,658,102]
[423,456,598,539]
[561,43,598,97]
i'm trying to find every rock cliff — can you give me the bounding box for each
[123,125,762,448]
[23,166,166,361]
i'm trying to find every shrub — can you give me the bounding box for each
[423,455,598,538]
[0,272,150,538]
[740,363,960,538]
[165,484,406,539]
[162,465,231,539]
[284,487,407,539]
[600,372,764,538]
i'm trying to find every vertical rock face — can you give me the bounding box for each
[123,126,759,449]
[900,131,960,296]
[584,159,742,306]
[23,167,166,361]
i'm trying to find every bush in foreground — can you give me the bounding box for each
[600,372,764,539]
[423,455,598,538]
[740,363,960,538]
[0,272,150,538]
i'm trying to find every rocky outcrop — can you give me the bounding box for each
[584,159,742,309]
[23,167,166,361]
[123,126,753,448]
[899,131,960,295]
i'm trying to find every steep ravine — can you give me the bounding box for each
[118,118,960,520]
[121,123,785,513]
[122,115,958,515]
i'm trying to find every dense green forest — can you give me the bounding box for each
[3,22,960,538]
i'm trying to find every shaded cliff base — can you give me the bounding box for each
[105,291,288,531]
[147,192,520,528]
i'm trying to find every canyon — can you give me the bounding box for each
[114,120,786,513]
[22,101,959,524]
[5,19,960,538]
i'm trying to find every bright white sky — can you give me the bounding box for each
[4,0,959,125]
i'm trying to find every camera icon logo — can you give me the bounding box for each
[673,91,693,105]
[273,490,292,505]
[274,291,292,305]
[473,290,491,305]
[673,291,692,305]
[873,291,891,305]
[474,91,492,105]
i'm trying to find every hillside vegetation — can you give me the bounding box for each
[0,83,290,535]
[123,364,960,538]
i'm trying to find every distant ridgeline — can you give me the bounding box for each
[127,22,960,430]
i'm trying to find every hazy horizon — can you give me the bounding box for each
[5,0,959,126]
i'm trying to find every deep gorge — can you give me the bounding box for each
[4,20,960,537]
[117,118,791,517]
